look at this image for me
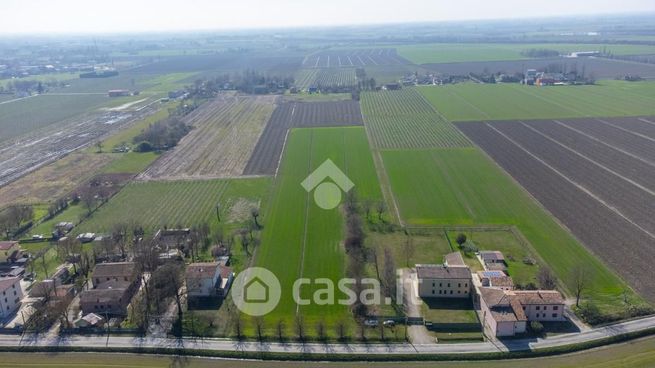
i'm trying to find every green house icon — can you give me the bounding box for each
[244,276,269,303]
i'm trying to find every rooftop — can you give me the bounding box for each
[514,290,565,305]
[0,241,18,251]
[0,276,20,291]
[416,264,471,279]
[186,262,220,279]
[479,251,505,262]
[92,262,136,280]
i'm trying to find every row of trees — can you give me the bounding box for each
[133,117,191,152]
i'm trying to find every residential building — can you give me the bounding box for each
[479,287,527,337]
[0,241,20,263]
[186,262,234,299]
[478,288,566,337]
[514,290,566,322]
[0,277,23,318]
[80,262,139,316]
[186,262,221,298]
[416,264,472,298]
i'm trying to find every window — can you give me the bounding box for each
[432,282,435,287]
[552,313,558,318]
[439,283,442,287]
[450,290,453,294]
[457,290,460,294]
[544,306,548,311]
[432,290,435,295]
[447,283,451,287]
[13,291,16,296]
[553,306,559,310]
[465,283,468,287]
[439,290,442,294]
[536,306,540,310]
[465,290,468,294]
[458,283,461,287]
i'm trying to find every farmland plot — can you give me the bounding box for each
[140,94,277,180]
[294,68,357,90]
[419,81,655,122]
[77,177,270,233]
[243,100,363,175]
[361,88,470,149]
[382,147,640,312]
[302,48,411,68]
[255,127,382,327]
[457,117,655,302]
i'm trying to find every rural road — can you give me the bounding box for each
[2,315,654,355]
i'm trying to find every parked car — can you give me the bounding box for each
[364,319,379,327]
[383,320,395,328]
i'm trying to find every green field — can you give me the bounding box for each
[382,148,639,313]
[101,152,159,174]
[77,177,271,233]
[255,126,383,329]
[361,89,470,149]
[396,43,655,64]
[417,81,655,122]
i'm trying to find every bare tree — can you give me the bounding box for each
[403,235,415,267]
[538,267,557,290]
[151,262,186,321]
[250,207,261,229]
[254,316,265,341]
[571,264,590,307]
[294,314,305,341]
[335,320,347,341]
[315,320,327,342]
[376,200,387,221]
[276,319,286,341]
[233,314,243,339]
[383,247,396,299]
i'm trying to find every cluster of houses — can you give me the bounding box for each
[416,250,565,337]
[74,259,233,328]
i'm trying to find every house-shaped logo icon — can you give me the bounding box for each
[301,159,354,210]
[244,276,269,303]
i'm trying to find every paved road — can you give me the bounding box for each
[1,315,653,355]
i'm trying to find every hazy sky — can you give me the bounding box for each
[2,0,654,34]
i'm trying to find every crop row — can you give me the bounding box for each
[458,120,655,302]
[361,88,471,149]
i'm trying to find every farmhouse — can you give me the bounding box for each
[107,89,130,97]
[416,252,472,298]
[0,241,20,264]
[80,262,139,316]
[478,287,566,337]
[186,262,234,299]
[0,277,23,318]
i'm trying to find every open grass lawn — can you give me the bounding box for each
[29,203,88,236]
[382,148,639,313]
[77,177,271,234]
[254,126,383,334]
[446,229,540,287]
[421,298,479,324]
[417,81,655,122]
[100,152,159,174]
[365,230,453,269]
[396,43,655,64]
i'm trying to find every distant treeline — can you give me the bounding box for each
[185,70,294,97]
